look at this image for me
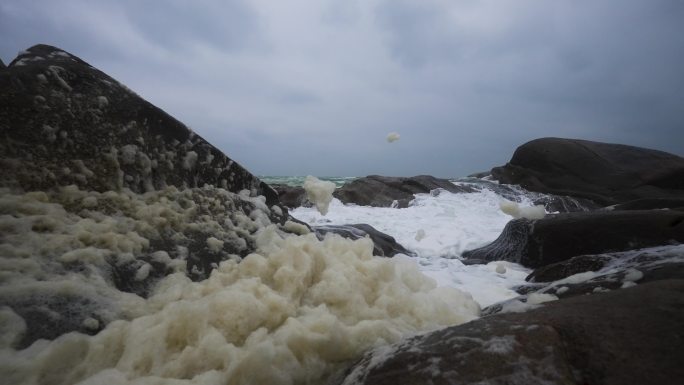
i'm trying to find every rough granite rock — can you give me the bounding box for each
[462,209,684,268]
[333,280,684,385]
[0,45,289,347]
[491,137,684,205]
[314,224,415,257]
[608,198,684,211]
[334,175,476,208]
[0,44,281,208]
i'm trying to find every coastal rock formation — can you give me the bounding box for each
[334,280,684,385]
[462,209,684,268]
[0,44,281,208]
[0,45,288,347]
[314,224,415,257]
[334,175,475,208]
[491,137,684,205]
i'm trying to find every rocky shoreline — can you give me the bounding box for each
[2,45,683,384]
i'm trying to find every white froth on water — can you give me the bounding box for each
[0,226,479,385]
[291,186,535,308]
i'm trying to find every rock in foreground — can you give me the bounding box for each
[491,137,684,205]
[334,280,684,385]
[462,209,684,268]
[0,45,288,347]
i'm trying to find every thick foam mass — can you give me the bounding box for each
[303,176,336,216]
[0,226,479,385]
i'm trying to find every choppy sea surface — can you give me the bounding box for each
[273,176,541,308]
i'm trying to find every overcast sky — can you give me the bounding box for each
[2,0,683,177]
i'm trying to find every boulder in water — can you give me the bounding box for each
[462,209,684,268]
[334,175,475,208]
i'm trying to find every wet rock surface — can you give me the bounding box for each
[314,224,414,257]
[334,175,476,208]
[334,279,684,385]
[462,209,684,268]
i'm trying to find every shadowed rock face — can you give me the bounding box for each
[333,280,684,385]
[491,137,684,205]
[334,175,476,208]
[462,209,684,268]
[0,44,280,208]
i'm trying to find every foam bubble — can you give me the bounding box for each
[386,132,400,143]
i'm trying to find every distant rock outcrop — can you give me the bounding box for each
[334,280,684,385]
[334,175,475,208]
[462,210,684,268]
[491,137,684,205]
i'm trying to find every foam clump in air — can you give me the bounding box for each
[303,175,336,215]
[0,226,480,385]
[499,199,546,220]
[386,132,400,143]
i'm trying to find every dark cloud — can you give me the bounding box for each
[1,0,682,177]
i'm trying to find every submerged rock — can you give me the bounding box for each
[462,209,684,268]
[334,280,684,385]
[491,137,684,205]
[314,224,414,257]
[334,175,475,208]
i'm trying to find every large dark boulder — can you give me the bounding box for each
[0,45,280,207]
[314,224,415,257]
[0,45,289,348]
[334,175,475,208]
[462,209,684,268]
[491,137,684,205]
[334,280,684,385]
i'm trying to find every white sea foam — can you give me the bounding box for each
[292,185,535,307]
[0,184,482,385]
[0,226,479,385]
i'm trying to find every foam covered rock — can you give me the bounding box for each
[0,44,281,209]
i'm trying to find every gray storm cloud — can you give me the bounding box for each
[2,0,682,177]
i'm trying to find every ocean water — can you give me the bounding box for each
[260,176,357,188]
[289,177,538,308]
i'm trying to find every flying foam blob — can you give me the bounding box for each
[386,132,400,143]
